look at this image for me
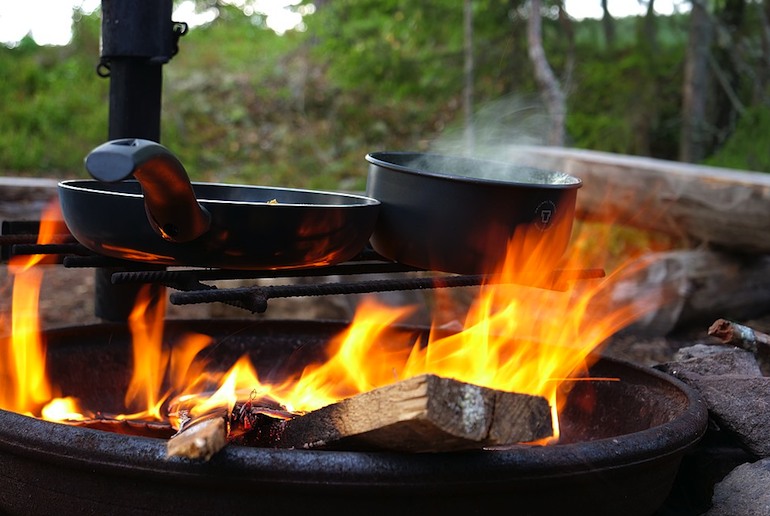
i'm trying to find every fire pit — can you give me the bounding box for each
[0,319,706,516]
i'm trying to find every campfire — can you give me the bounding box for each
[2,197,660,453]
[0,185,710,516]
[0,4,724,514]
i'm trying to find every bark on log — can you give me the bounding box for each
[257,374,552,452]
[708,319,770,355]
[708,318,770,375]
[508,146,770,255]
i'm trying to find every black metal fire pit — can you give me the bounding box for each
[0,320,706,516]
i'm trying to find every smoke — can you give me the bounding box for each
[427,94,555,162]
[382,95,575,184]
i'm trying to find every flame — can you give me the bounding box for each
[250,221,662,439]
[2,266,50,413]
[41,396,93,422]
[1,200,666,446]
[0,201,64,415]
[123,285,169,419]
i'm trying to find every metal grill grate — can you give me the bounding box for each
[1,219,605,313]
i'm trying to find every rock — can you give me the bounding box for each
[656,344,763,377]
[706,459,770,515]
[677,374,770,458]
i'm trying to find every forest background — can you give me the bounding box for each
[0,0,768,192]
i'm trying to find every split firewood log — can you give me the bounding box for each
[241,374,552,453]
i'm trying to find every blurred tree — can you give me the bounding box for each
[601,0,616,48]
[528,0,566,145]
[463,0,475,152]
[680,0,713,162]
[643,0,658,52]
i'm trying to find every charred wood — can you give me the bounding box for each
[708,318,770,355]
[708,318,770,374]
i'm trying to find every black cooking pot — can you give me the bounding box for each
[365,152,582,274]
[58,139,380,269]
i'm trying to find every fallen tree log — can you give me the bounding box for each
[248,374,552,452]
[509,146,770,255]
[605,249,770,336]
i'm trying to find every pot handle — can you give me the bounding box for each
[85,138,211,243]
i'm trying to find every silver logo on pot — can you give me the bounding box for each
[534,201,557,230]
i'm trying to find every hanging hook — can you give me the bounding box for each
[96,57,111,78]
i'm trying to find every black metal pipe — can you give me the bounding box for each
[94,0,178,322]
[106,59,163,142]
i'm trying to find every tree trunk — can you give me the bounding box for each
[463,0,475,154]
[556,0,575,91]
[756,0,770,104]
[644,0,658,53]
[527,0,566,146]
[679,0,713,163]
[601,0,616,49]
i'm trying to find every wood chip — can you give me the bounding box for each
[166,417,227,461]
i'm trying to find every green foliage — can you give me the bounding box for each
[0,10,106,177]
[704,106,770,172]
[304,0,529,104]
[0,3,767,190]
[567,17,687,159]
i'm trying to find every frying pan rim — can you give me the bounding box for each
[58,179,381,208]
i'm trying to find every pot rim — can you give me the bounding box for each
[366,151,582,189]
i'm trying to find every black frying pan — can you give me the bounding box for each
[58,139,380,269]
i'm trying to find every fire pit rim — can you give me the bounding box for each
[0,320,708,484]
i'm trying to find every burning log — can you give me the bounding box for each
[244,374,552,452]
[165,397,296,461]
[166,415,228,461]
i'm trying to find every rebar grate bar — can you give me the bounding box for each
[167,268,606,314]
[169,274,489,313]
[109,261,419,286]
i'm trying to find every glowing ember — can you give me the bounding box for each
[0,201,665,444]
[41,396,93,422]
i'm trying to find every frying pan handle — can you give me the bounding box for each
[85,138,211,243]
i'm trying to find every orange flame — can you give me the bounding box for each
[1,201,667,445]
[0,201,64,415]
[123,285,169,419]
[209,221,664,439]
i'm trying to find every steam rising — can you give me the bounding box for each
[410,95,576,185]
[429,94,554,157]
[403,153,579,185]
